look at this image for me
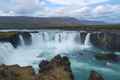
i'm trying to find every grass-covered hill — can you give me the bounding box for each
[0,16,119,30]
[0,16,80,29]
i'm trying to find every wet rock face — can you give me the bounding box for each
[80,32,87,44]
[89,70,104,80]
[38,55,74,80]
[0,32,32,48]
[20,32,32,45]
[0,32,20,48]
[90,32,120,51]
[10,33,20,48]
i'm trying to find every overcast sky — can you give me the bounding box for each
[0,0,120,21]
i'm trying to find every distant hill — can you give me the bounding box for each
[0,16,120,30]
[79,20,106,25]
[0,16,80,29]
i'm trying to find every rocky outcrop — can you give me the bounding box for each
[89,70,104,80]
[95,52,120,62]
[0,64,35,80]
[0,55,74,80]
[37,55,74,80]
[90,32,120,51]
[0,65,16,80]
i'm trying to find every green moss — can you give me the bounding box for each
[95,52,117,61]
[0,32,17,38]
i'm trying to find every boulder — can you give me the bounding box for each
[38,55,74,80]
[89,70,104,80]
[95,52,119,62]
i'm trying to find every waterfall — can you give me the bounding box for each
[43,32,50,41]
[74,32,82,44]
[0,30,93,67]
[0,42,14,64]
[55,33,61,42]
[84,33,92,47]
[19,35,25,46]
[31,31,80,43]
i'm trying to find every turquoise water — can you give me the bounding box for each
[69,49,120,80]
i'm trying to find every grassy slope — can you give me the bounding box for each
[0,16,119,30]
[0,22,120,30]
[65,24,120,30]
[0,32,17,38]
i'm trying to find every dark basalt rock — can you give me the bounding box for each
[80,32,87,44]
[79,31,120,51]
[89,70,104,80]
[38,55,74,80]
[10,34,20,48]
[95,52,120,62]
[39,60,49,70]
[90,32,120,51]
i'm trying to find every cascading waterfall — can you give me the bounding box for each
[0,31,93,66]
[84,33,92,47]
[0,42,14,64]
[19,34,25,46]
[55,33,62,42]
[31,31,80,50]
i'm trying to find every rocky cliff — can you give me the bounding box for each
[90,32,120,51]
[73,31,120,51]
